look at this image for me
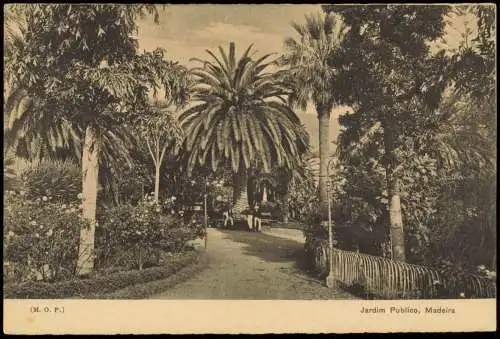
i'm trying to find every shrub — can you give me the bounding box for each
[96,195,205,270]
[302,204,328,239]
[258,200,284,220]
[91,251,209,299]
[19,159,81,204]
[3,191,88,283]
[3,250,200,299]
[94,204,135,269]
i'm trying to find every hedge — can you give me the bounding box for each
[3,250,201,299]
[93,251,209,299]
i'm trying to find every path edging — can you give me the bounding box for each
[91,250,210,299]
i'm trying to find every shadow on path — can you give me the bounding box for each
[217,228,313,274]
[152,228,359,299]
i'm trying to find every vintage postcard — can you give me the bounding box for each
[3,3,496,334]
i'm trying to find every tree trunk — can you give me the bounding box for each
[388,176,406,261]
[262,184,268,202]
[233,184,249,215]
[154,163,161,203]
[247,176,255,208]
[282,190,290,223]
[382,116,406,262]
[492,251,497,272]
[138,244,143,271]
[112,180,120,206]
[232,173,249,215]
[77,125,100,275]
[318,111,330,220]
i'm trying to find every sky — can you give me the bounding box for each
[134,4,478,153]
[136,4,321,66]
[136,4,476,63]
[135,4,351,152]
[4,4,479,152]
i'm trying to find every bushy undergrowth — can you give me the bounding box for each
[3,250,200,299]
[19,159,81,203]
[258,200,284,220]
[95,194,205,270]
[3,191,88,283]
[4,188,205,284]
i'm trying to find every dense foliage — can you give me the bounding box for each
[179,42,309,208]
[19,159,81,204]
[313,5,496,272]
[4,4,190,273]
[3,250,200,299]
[4,5,171,163]
[96,194,205,270]
[3,4,495,298]
[3,191,87,283]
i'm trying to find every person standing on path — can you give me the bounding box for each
[223,206,234,228]
[246,207,254,232]
[253,203,262,232]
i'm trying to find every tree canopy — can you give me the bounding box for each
[179,42,309,176]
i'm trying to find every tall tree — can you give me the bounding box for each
[137,100,185,203]
[330,5,497,269]
[179,42,309,215]
[432,4,497,269]
[5,4,181,274]
[324,5,450,261]
[281,11,347,220]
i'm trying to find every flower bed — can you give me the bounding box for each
[3,250,202,299]
[92,251,209,299]
[3,191,88,283]
[95,196,205,271]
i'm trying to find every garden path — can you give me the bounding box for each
[151,225,357,299]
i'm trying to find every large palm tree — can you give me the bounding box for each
[282,12,347,220]
[179,42,309,215]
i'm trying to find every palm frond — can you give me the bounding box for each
[282,11,347,112]
[180,42,309,177]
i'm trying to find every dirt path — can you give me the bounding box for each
[151,227,357,299]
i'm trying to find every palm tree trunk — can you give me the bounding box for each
[233,185,249,215]
[232,173,249,215]
[318,111,330,220]
[154,163,161,203]
[77,125,100,275]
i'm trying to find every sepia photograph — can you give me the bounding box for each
[3,3,496,334]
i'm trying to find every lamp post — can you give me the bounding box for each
[204,192,208,249]
[325,158,336,288]
[204,179,208,249]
